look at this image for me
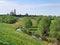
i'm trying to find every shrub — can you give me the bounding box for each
[50,17,60,40]
[22,17,32,29]
[37,16,51,35]
[0,16,17,24]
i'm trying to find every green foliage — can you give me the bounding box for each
[0,16,17,24]
[37,16,51,35]
[0,23,43,45]
[22,17,32,29]
[36,17,42,27]
[50,17,60,40]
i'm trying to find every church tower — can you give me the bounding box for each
[14,9,16,15]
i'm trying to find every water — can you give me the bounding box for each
[17,28,23,32]
[32,35,42,40]
[16,28,42,40]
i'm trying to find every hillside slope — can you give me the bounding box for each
[0,23,47,45]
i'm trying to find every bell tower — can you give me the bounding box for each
[14,9,16,15]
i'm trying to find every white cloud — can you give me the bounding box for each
[0,0,60,15]
[33,3,60,7]
[0,0,60,9]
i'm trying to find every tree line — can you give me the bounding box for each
[21,16,60,44]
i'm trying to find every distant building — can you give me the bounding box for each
[10,11,14,15]
[10,9,16,15]
[14,9,16,15]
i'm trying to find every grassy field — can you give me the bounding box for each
[0,23,48,45]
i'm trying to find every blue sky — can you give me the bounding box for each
[0,0,60,16]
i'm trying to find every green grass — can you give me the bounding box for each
[0,23,47,45]
[28,28,37,31]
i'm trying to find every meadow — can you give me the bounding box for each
[0,15,60,45]
[0,21,48,45]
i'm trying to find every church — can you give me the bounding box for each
[10,9,16,15]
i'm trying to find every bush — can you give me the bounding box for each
[0,16,17,24]
[37,16,51,35]
[22,17,32,29]
[50,17,60,40]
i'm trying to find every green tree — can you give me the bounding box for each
[50,17,60,40]
[36,17,43,27]
[0,16,17,24]
[22,17,32,29]
[37,16,51,36]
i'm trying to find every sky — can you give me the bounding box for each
[0,0,60,16]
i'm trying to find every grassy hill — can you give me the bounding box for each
[0,23,47,45]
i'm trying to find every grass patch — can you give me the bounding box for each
[0,23,47,45]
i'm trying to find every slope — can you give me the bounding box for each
[0,23,47,45]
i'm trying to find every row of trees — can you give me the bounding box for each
[22,16,60,42]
